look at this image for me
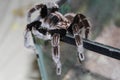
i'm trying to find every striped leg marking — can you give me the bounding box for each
[72,24,85,62]
[51,33,61,75]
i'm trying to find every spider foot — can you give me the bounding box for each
[77,45,85,62]
[56,61,61,75]
[77,52,85,63]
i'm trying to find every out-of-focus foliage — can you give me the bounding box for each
[85,0,119,38]
[59,3,71,14]
[114,16,120,27]
[12,4,33,17]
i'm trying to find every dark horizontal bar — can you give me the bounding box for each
[61,36,120,60]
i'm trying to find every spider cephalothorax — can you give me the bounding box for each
[24,2,90,75]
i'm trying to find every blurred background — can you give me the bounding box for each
[0,0,120,80]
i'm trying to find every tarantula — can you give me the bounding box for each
[24,2,90,75]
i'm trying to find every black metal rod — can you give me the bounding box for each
[61,36,120,60]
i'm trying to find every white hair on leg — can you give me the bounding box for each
[56,61,61,75]
[77,44,85,61]
[72,24,85,62]
[51,34,60,63]
[44,32,52,40]
[46,2,59,8]
[51,33,61,75]
[52,46,60,64]
[32,29,44,39]
[75,34,85,62]
[32,29,51,40]
[24,30,35,49]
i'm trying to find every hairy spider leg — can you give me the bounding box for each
[25,3,50,47]
[25,4,46,49]
[24,20,44,49]
[72,24,85,62]
[71,14,87,62]
[51,33,61,75]
[27,4,48,23]
[70,14,90,62]
[24,29,35,49]
[27,2,59,23]
[80,14,90,39]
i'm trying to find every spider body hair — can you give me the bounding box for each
[40,5,48,18]
[25,2,91,75]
